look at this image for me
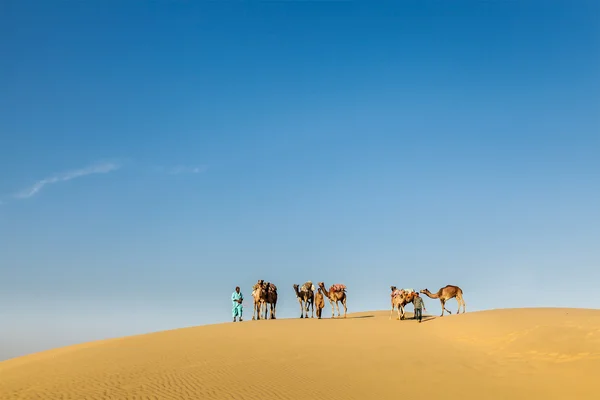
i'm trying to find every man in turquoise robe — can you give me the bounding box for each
[232,286,244,322]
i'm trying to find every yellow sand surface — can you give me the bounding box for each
[1,308,599,400]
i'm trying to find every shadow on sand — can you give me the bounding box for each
[317,315,375,320]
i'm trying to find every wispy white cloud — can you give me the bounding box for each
[14,162,121,199]
[154,165,208,175]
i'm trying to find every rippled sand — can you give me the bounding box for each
[1,308,599,399]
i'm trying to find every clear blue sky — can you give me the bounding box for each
[1,0,599,361]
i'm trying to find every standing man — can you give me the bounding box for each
[413,292,426,323]
[232,286,244,322]
[315,287,325,319]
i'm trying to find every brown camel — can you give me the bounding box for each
[317,282,347,318]
[293,282,315,318]
[251,280,267,320]
[263,281,278,319]
[315,288,325,319]
[420,285,466,316]
[389,286,417,320]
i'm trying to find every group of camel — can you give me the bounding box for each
[251,279,465,321]
[390,285,467,320]
[251,280,347,320]
[293,281,348,319]
[251,280,279,320]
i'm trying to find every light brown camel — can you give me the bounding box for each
[251,280,266,320]
[389,286,417,320]
[263,281,278,320]
[315,288,325,319]
[293,282,315,318]
[420,285,466,316]
[317,282,347,318]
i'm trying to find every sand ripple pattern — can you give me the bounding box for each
[1,308,599,400]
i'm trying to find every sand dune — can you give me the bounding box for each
[1,308,599,399]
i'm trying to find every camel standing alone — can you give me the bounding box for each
[389,286,417,320]
[293,282,315,318]
[317,282,347,318]
[420,285,466,316]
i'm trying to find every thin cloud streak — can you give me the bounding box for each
[14,162,121,199]
[154,165,208,175]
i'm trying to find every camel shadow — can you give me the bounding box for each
[320,315,375,320]
[419,316,437,323]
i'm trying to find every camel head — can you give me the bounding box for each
[420,289,429,294]
[317,282,325,288]
[390,286,397,291]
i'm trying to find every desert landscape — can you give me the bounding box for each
[1,307,599,400]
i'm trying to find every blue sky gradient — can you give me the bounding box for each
[1,1,599,360]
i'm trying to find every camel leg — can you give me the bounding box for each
[330,299,335,318]
[457,295,466,314]
[342,297,347,318]
[445,302,452,315]
[335,301,341,318]
[440,300,452,316]
[298,300,304,318]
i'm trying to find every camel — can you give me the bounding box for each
[315,288,325,319]
[251,280,267,320]
[389,286,417,320]
[293,281,315,318]
[263,281,278,320]
[317,282,347,318]
[420,285,466,316]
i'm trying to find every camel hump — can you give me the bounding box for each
[266,282,277,292]
[391,289,404,298]
[403,288,415,294]
[300,281,314,292]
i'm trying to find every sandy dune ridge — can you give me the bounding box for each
[1,307,599,399]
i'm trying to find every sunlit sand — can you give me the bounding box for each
[1,308,598,399]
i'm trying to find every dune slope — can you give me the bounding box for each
[1,308,599,400]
